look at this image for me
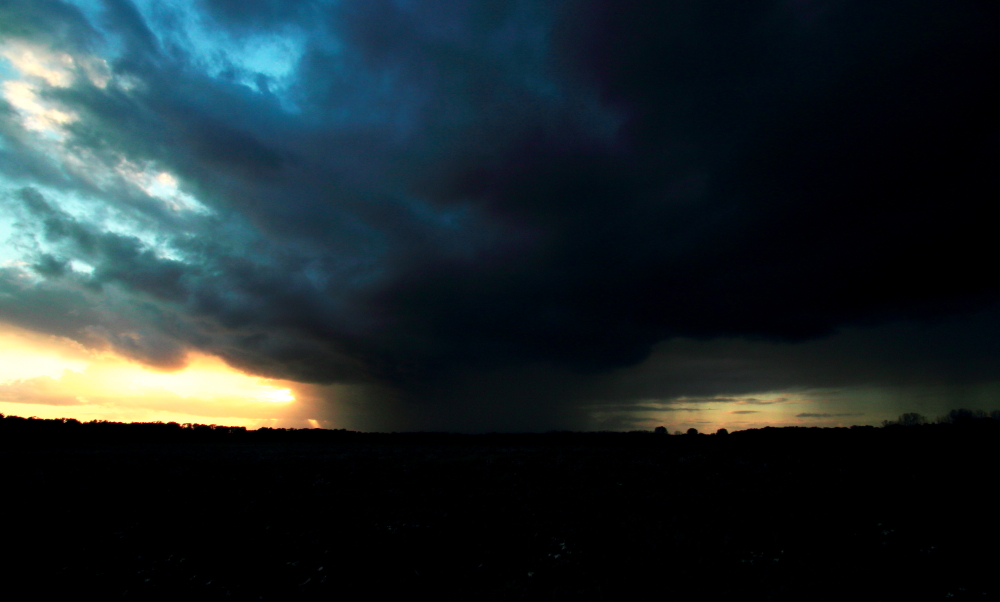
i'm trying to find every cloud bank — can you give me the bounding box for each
[1,0,998,430]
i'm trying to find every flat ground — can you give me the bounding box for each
[0,429,995,600]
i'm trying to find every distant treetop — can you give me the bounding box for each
[882,412,928,427]
[881,409,1000,427]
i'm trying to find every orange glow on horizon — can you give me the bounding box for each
[119,354,297,403]
[0,322,305,426]
[593,391,878,434]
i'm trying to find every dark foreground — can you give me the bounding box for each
[1,424,997,600]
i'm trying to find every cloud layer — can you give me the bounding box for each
[1,0,998,430]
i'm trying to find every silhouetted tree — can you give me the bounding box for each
[882,412,927,427]
[686,428,698,436]
[937,408,989,425]
[654,426,667,435]
[898,412,926,426]
[716,428,728,436]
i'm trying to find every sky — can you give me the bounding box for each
[1,0,998,433]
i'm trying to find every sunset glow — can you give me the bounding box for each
[0,323,303,426]
[121,356,296,403]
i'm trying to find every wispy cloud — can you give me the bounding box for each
[737,397,789,406]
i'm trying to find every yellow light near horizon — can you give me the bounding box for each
[0,345,89,382]
[0,325,91,381]
[0,323,301,425]
[120,354,295,403]
[0,401,280,428]
[259,388,295,403]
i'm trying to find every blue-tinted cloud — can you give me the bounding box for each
[1,0,998,430]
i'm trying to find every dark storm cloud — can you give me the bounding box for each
[587,402,704,413]
[0,263,189,368]
[350,0,1000,379]
[17,187,189,301]
[5,185,371,379]
[1,0,998,428]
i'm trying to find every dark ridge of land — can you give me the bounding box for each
[3,411,999,445]
[1,415,997,600]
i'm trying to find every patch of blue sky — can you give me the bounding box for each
[0,55,16,82]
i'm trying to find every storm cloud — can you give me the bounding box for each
[1,0,998,430]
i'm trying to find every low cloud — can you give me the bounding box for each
[0,376,82,406]
[738,398,789,406]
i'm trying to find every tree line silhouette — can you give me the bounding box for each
[881,408,1000,427]
[1,408,998,446]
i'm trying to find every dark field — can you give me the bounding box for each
[1,425,996,600]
